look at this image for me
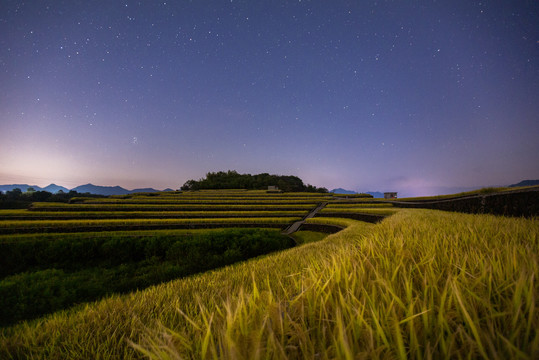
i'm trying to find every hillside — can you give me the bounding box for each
[510,179,539,187]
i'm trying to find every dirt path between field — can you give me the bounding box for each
[283,202,327,235]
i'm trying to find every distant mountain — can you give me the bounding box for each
[42,184,70,193]
[130,188,159,193]
[509,180,539,187]
[331,188,357,194]
[330,188,385,198]
[0,184,39,193]
[163,188,175,192]
[1,182,176,195]
[366,191,384,198]
[1,183,69,194]
[71,184,131,196]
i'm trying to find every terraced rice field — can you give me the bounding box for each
[0,190,333,328]
[0,191,398,330]
[2,190,534,359]
[0,192,539,359]
[28,202,315,211]
[2,191,334,233]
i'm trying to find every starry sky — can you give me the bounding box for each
[1,1,538,196]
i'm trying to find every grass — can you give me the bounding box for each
[2,209,537,358]
[0,229,295,327]
[289,230,328,245]
[0,228,276,242]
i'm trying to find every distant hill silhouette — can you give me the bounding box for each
[330,188,384,198]
[331,188,357,194]
[71,184,132,196]
[0,183,166,195]
[42,184,70,193]
[0,184,68,194]
[509,180,539,187]
[130,188,160,193]
[0,184,40,193]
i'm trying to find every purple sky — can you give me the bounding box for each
[1,1,538,196]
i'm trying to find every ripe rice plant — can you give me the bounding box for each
[289,230,328,245]
[131,210,539,359]
[81,199,323,205]
[325,203,394,208]
[0,210,307,220]
[29,203,314,211]
[320,207,398,216]
[1,201,537,359]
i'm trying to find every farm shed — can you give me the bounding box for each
[384,192,397,199]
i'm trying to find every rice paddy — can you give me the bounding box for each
[0,190,537,359]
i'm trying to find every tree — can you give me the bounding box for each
[6,188,22,200]
[180,171,327,192]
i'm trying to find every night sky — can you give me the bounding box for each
[1,1,538,196]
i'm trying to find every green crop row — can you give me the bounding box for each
[0,217,299,228]
[0,228,293,279]
[0,229,294,327]
[0,217,301,231]
[0,228,262,242]
[393,186,539,202]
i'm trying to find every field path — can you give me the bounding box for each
[283,202,327,234]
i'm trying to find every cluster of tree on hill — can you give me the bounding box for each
[0,188,104,209]
[181,170,328,193]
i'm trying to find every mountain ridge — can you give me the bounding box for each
[2,179,538,196]
[509,179,539,187]
[0,183,169,195]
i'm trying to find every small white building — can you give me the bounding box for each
[384,192,397,199]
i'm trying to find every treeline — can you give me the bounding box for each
[181,170,328,193]
[0,188,104,209]
[0,229,294,326]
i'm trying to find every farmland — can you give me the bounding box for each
[0,190,331,326]
[0,189,538,359]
